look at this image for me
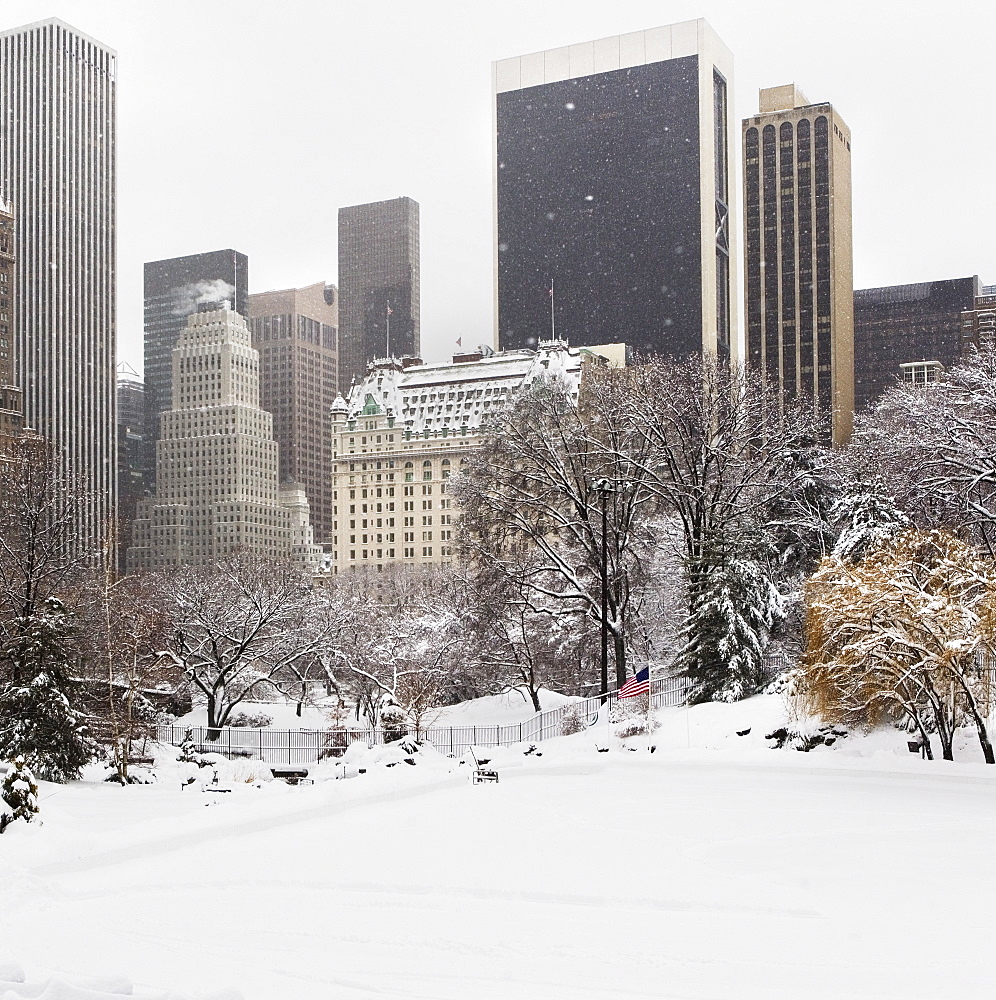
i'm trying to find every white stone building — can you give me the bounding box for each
[328,340,624,573]
[127,304,322,572]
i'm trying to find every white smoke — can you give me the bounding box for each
[171,278,236,316]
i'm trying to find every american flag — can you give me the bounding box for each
[618,667,650,699]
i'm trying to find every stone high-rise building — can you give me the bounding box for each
[0,18,117,548]
[127,305,322,572]
[249,282,339,542]
[144,249,249,484]
[0,195,22,441]
[743,84,854,445]
[337,197,420,392]
[853,277,979,411]
[493,20,736,360]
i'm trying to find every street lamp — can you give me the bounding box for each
[591,477,632,702]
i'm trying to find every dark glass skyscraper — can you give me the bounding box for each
[493,21,736,359]
[853,277,979,411]
[143,249,248,482]
[338,197,420,392]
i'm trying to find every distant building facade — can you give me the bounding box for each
[744,85,854,445]
[959,284,996,354]
[127,305,322,572]
[338,197,420,392]
[0,18,117,549]
[853,277,979,411]
[328,341,624,574]
[144,249,249,483]
[0,195,22,441]
[248,282,339,542]
[493,20,737,360]
[116,363,146,563]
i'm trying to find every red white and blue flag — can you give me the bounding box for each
[618,667,650,699]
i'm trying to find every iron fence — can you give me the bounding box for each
[156,673,692,765]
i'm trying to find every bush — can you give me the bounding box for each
[230,711,274,728]
[559,705,589,735]
[1,756,40,833]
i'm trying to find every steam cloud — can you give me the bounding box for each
[171,279,237,316]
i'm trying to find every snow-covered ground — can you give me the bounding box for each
[3,694,996,999]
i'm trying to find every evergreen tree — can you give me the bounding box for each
[1,755,40,833]
[678,537,785,703]
[0,597,96,782]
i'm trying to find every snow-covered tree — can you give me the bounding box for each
[457,370,660,689]
[802,529,996,762]
[677,537,785,703]
[158,554,331,737]
[0,597,96,781]
[0,755,40,833]
[831,481,911,564]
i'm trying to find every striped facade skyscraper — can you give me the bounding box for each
[0,18,117,549]
[743,85,854,445]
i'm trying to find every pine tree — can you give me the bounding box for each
[1,755,40,833]
[678,538,785,703]
[0,597,96,782]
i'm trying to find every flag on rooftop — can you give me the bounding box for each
[618,666,650,699]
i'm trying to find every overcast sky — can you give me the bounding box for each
[4,0,996,372]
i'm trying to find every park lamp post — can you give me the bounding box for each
[591,477,633,702]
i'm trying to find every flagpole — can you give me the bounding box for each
[550,280,556,341]
[386,300,391,358]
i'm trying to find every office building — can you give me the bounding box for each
[493,20,736,360]
[0,195,22,440]
[0,18,116,548]
[338,197,420,392]
[116,363,146,563]
[853,277,979,410]
[249,281,339,541]
[144,249,249,482]
[328,340,624,573]
[743,84,854,444]
[127,305,322,572]
[959,284,996,354]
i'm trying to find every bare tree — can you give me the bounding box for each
[457,370,659,689]
[158,554,327,737]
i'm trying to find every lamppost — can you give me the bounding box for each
[591,477,632,702]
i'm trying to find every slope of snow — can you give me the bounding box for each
[2,694,996,999]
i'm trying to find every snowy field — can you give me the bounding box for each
[3,695,996,999]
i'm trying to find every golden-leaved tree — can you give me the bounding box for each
[801,529,996,762]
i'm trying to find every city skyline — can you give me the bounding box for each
[1,2,992,376]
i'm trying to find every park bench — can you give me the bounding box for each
[468,747,498,784]
[270,767,313,785]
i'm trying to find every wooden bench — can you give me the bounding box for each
[270,767,313,785]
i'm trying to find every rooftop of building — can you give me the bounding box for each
[338,341,623,434]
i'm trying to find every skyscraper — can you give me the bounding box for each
[0,18,117,547]
[853,277,979,410]
[144,249,249,483]
[0,195,22,441]
[127,305,322,572]
[249,282,339,542]
[338,197,420,392]
[743,85,854,444]
[116,362,146,567]
[493,20,736,359]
